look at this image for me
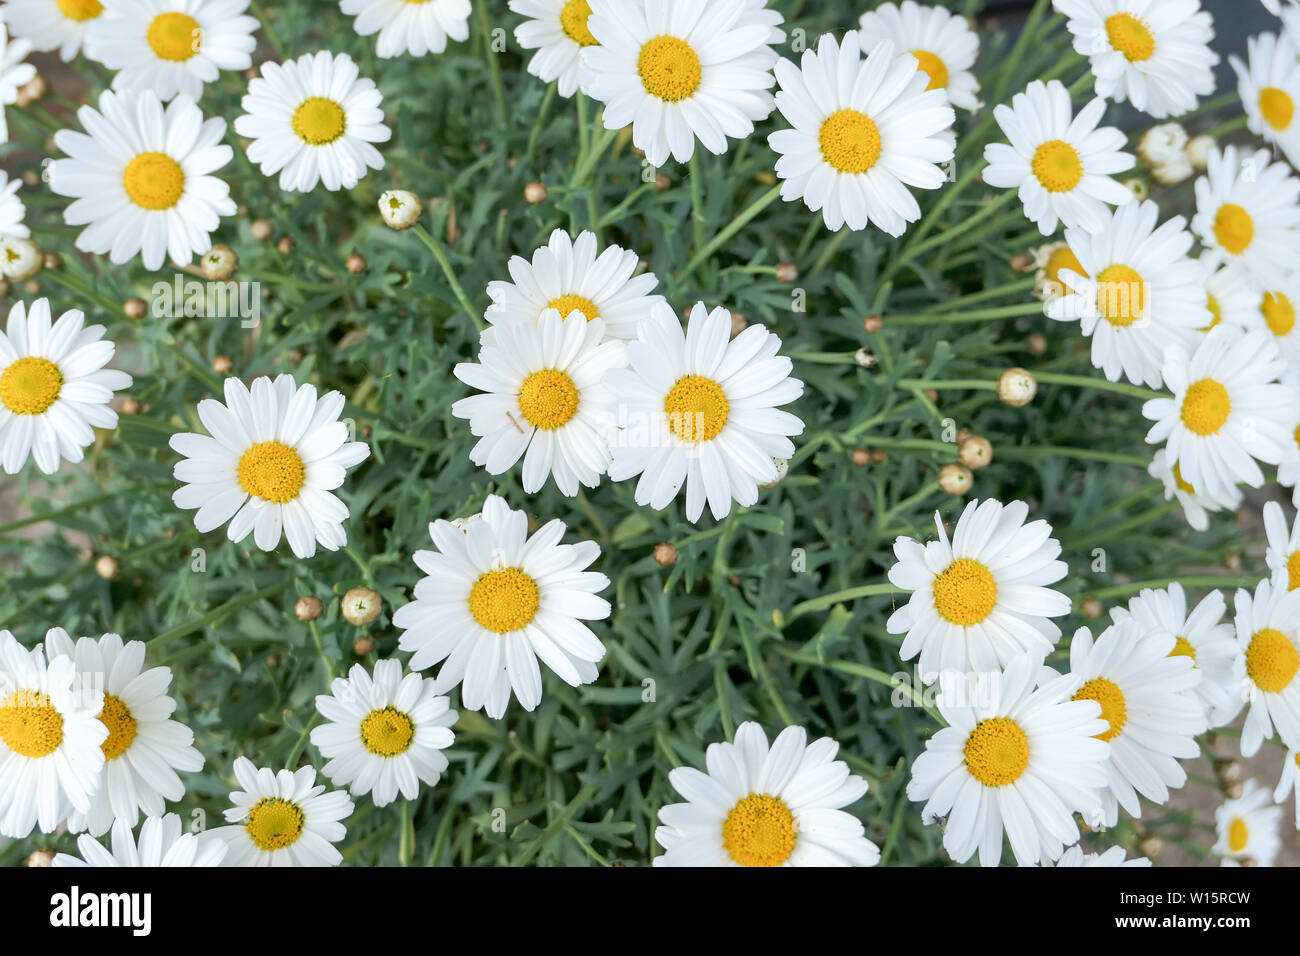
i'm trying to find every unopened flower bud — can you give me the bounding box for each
[998,367,1037,407]
[862,314,883,333]
[1081,596,1102,619]
[379,190,423,230]
[1137,122,1188,167]
[95,555,120,580]
[295,595,323,622]
[775,261,798,283]
[758,457,789,489]
[852,448,871,466]
[958,435,993,470]
[1186,134,1215,170]
[0,237,43,280]
[346,253,367,274]
[250,219,273,241]
[524,181,548,204]
[1151,156,1193,186]
[212,355,233,374]
[124,297,147,320]
[353,634,376,656]
[1026,332,1048,356]
[26,848,55,867]
[1137,835,1163,858]
[938,463,972,495]
[200,244,238,280]
[653,542,678,567]
[341,586,382,626]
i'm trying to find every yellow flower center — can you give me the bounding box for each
[1246,627,1299,693]
[819,108,882,174]
[1031,139,1083,193]
[1104,12,1155,61]
[1227,816,1249,853]
[0,356,64,415]
[57,0,103,21]
[1180,378,1231,436]
[147,12,201,62]
[99,693,137,761]
[0,690,64,759]
[1172,462,1196,495]
[123,152,186,211]
[1170,636,1198,662]
[1213,203,1254,255]
[1045,245,1085,284]
[559,0,598,47]
[1288,551,1300,592]
[468,567,541,633]
[546,293,600,322]
[1259,87,1295,131]
[1261,291,1296,337]
[637,35,702,103]
[1073,677,1128,742]
[721,793,797,867]
[664,374,729,442]
[1203,292,1222,330]
[236,441,306,504]
[360,706,415,757]
[909,49,948,91]
[1095,263,1147,327]
[931,557,998,626]
[963,716,1030,788]
[245,798,305,851]
[518,369,580,431]
[292,97,348,146]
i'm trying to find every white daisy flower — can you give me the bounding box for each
[1232,30,1300,171]
[1142,324,1297,500]
[606,301,805,523]
[0,22,34,144]
[42,629,202,837]
[1213,780,1282,865]
[485,230,663,344]
[1191,145,1300,288]
[211,757,354,867]
[1030,240,1087,302]
[885,499,1071,684]
[1245,277,1300,366]
[1200,259,1262,332]
[311,660,457,808]
[654,722,880,867]
[168,374,371,559]
[1045,199,1206,389]
[0,298,133,476]
[907,651,1110,867]
[1148,447,1242,532]
[394,494,611,719]
[0,235,40,279]
[1274,749,1300,828]
[1051,844,1151,866]
[0,0,106,61]
[767,32,956,235]
[581,0,780,167]
[0,631,105,838]
[1053,0,1218,119]
[340,0,469,58]
[1232,574,1300,756]
[86,0,258,103]
[54,813,227,867]
[49,89,234,270]
[452,308,626,496]
[982,79,1134,235]
[1264,501,1300,594]
[233,50,391,192]
[0,170,28,240]
[510,0,597,97]
[858,0,981,111]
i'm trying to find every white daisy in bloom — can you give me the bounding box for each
[907,651,1109,867]
[233,50,391,192]
[0,0,105,61]
[1142,324,1296,499]
[1232,30,1300,171]
[654,721,879,867]
[581,0,780,167]
[1051,844,1151,866]
[1232,574,1300,756]
[311,660,456,808]
[1275,749,1300,828]
[0,299,133,476]
[0,22,34,143]
[211,757,354,867]
[1264,500,1300,593]
[1148,447,1242,533]
[485,229,664,344]
[767,32,955,235]
[49,89,234,270]
[394,494,611,719]
[452,309,626,496]
[857,0,981,111]
[510,0,598,98]
[0,170,28,239]
[1200,259,1261,332]
[1030,240,1087,302]
[168,374,371,559]
[1053,0,1218,119]
[54,813,226,867]
[1244,278,1300,366]
[85,0,258,103]
[982,79,1134,235]
[1213,780,1281,865]
[1045,199,1205,389]
[0,631,105,838]
[885,499,1070,683]
[340,0,469,58]
[606,302,805,523]
[1191,145,1300,288]
[42,629,202,837]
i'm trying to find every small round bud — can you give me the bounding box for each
[938,463,972,495]
[1150,156,1193,186]
[1224,780,1244,800]
[200,244,238,280]
[1216,759,1243,784]
[342,586,382,626]
[728,574,741,586]
[653,542,678,567]
[851,448,871,466]
[1186,134,1215,170]
[958,435,993,470]
[655,173,671,192]
[870,448,888,464]
[211,355,233,374]
[95,555,120,580]
[0,237,43,280]
[853,348,877,369]
[730,311,747,337]
[120,397,141,415]
[346,253,367,274]
[1081,596,1102,619]
[1009,253,1033,272]
[775,261,799,284]
[266,653,282,669]
[924,388,939,403]
[379,189,423,230]
[15,73,46,108]
[1026,332,1048,356]
[998,367,1038,407]
[353,634,376,656]
[1223,551,1242,572]
[758,457,788,489]
[862,314,883,333]
[295,595,323,622]
[524,180,548,204]
[250,219,273,241]
[956,428,973,444]
[26,848,55,867]
[43,252,61,270]
[124,297,147,320]
[1121,177,1148,201]
[276,236,295,255]
[1137,835,1163,858]
[1137,122,1188,167]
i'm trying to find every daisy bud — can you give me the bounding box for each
[1026,332,1048,355]
[924,388,939,403]
[352,634,376,656]
[863,314,883,333]
[120,397,141,415]
[43,253,61,270]
[1081,596,1102,619]
[1151,156,1193,186]
[1186,134,1215,170]
[775,261,799,284]
[998,367,1037,407]
[1010,252,1033,272]
[958,435,993,469]
[655,173,671,192]
[23,280,37,294]
[250,219,273,241]
[15,73,46,108]
[871,449,888,463]
[758,458,789,489]
[938,463,972,495]
[379,190,423,230]
[1224,780,1244,800]
[956,428,973,444]
[1137,835,1163,858]
[346,253,367,274]
[1121,177,1148,201]
[123,297,147,320]
[342,586,382,626]
[295,595,323,622]
[94,555,120,580]
[0,238,43,280]
[1137,122,1188,167]
[25,848,55,867]
[1216,759,1243,784]
[200,244,238,281]
[730,311,747,337]
[211,355,233,374]
[853,348,877,368]
[266,653,282,668]
[653,542,678,567]
[1223,551,1242,571]
[276,236,295,255]
[851,448,871,466]
[524,180,548,204]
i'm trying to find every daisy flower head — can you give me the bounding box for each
[0,21,35,143]
[654,721,879,867]
[885,498,1070,684]
[0,298,133,476]
[1232,573,1300,756]
[606,301,805,523]
[1267,497,1300,592]
[907,651,1110,867]
[1275,748,1300,828]
[212,757,354,867]
[393,494,611,719]
[54,813,226,867]
[452,308,626,496]
[42,629,202,836]
[1191,145,1300,287]
[233,50,391,192]
[1054,0,1218,119]
[1030,240,1087,301]
[0,0,106,61]
[581,0,781,167]
[1232,30,1300,171]
[0,631,105,838]
[340,0,469,58]
[484,229,664,343]
[983,79,1134,235]
[311,659,457,808]
[1245,277,1300,366]
[510,0,599,98]
[1213,780,1282,865]
[168,374,371,559]
[1200,258,1262,333]
[767,32,955,235]
[1148,447,1242,532]
[1051,844,1151,866]
[0,170,28,239]
[857,0,981,111]
[1045,199,1206,389]
[85,0,258,103]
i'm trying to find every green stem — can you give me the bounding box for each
[1035,371,1165,402]
[781,582,897,625]
[150,579,291,652]
[411,224,483,330]
[478,0,508,130]
[678,185,783,281]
